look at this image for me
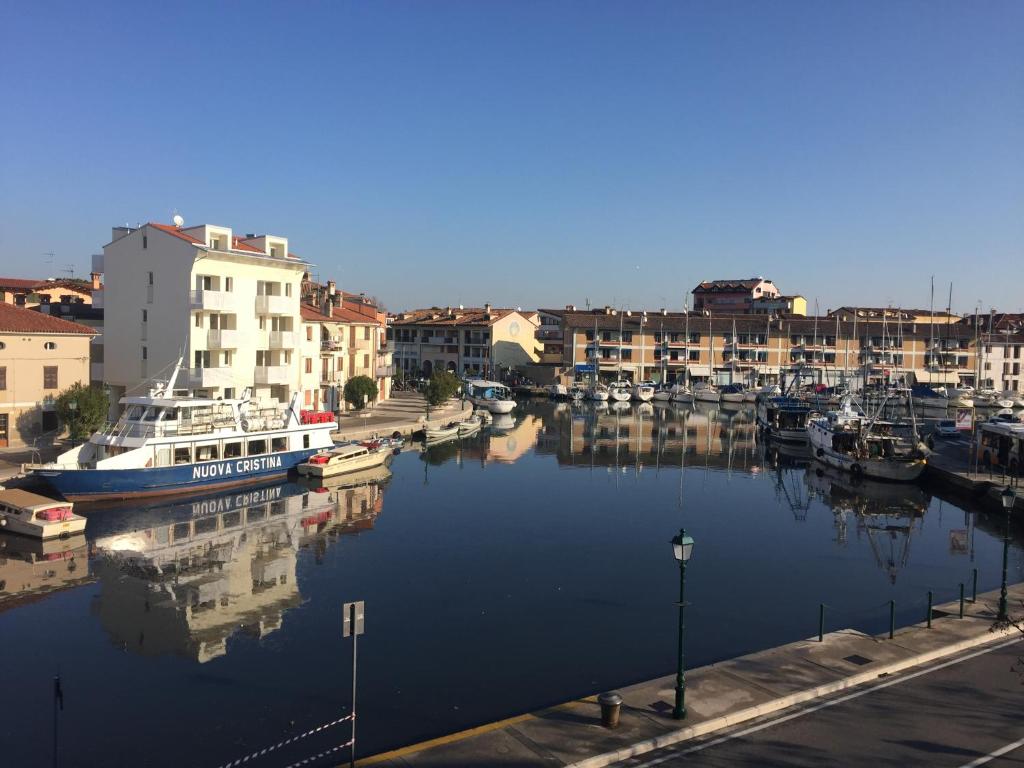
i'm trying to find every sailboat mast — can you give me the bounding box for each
[684,303,690,385]
[618,308,624,381]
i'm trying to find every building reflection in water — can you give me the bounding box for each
[90,466,389,663]
[0,532,91,609]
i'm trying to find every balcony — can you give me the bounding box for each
[322,338,346,352]
[255,294,292,315]
[375,364,396,377]
[191,289,237,312]
[268,330,297,349]
[254,365,290,385]
[189,367,235,388]
[207,329,239,349]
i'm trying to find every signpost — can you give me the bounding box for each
[955,407,973,432]
[343,601,365,768]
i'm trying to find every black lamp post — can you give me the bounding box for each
[998,486,1016,621]
[670,528,694,720]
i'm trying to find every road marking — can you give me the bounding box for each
[957,736,1024,768]
[624,637,1022,767]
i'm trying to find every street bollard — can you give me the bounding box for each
[889,600,895,639]
[971,568,978,603]
[926,591,932,629]
[959,583,965,618]
[597,692,623,729]
[818,603,825,642]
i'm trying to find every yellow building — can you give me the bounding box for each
[0,303,96,447]
[0,277,95,307]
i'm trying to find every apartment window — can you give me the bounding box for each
[142,309,148,323]
[689,333,700,343]
[602,331,612,342]
[689,350,700,361]
[43,341,56,350]
[0,367,5,390]
[285,284,292,297]
[225,277,233,292]
[622,331,633,343]
[364,326,370,340]
[42,366,58,390]
[653,332,662,343]
[195,314,203,328]
[194,350,209,368]
[147,271,154,286]
[363,354,370,368]
[621,349,632,361]
[305,358,313,374]
[669,350,679,361]
[585,330,594,341]
[142,347,148,360]
[143,235,148,249]
[259,317,266,331]
[654,349,662,360]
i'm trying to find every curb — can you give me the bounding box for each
[566,623,1015,768]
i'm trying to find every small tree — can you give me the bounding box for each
[423,371,461,416]
[56,383,108,442]
[343,375,379,410]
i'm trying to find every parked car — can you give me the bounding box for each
[934,419,959,438]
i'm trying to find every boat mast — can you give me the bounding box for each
[684,302,690,386]
[929,275,935,370]
[618,308,625,382]
[708,310,714,388]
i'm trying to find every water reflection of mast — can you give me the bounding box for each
[864,518,914,584]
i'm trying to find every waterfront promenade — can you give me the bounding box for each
[358,582,1024,767]
[332,391,471,443]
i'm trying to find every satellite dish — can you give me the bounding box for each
[172,214,184,228]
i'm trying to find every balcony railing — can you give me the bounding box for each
[268,330,296,349]
[254,365,290,385]
[191,289,237,312]
[189,367,235,387]
[322,338,346,351]
[207,329,239,349]
[375,365,396,377]
[254,294,292,315]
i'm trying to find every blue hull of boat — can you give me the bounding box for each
[33,449,321,501]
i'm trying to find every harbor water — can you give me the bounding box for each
[1,400,1021,767]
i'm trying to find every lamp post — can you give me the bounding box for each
[67,400,78,444]
[998,486,1016,621]
[670,528,694,720]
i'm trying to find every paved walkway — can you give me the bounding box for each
[333,392,471,443]
[357,583,1024,767]
[927,439,1024,512]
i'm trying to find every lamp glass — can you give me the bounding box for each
[671,534,695,563]
[1002,486,1016,511]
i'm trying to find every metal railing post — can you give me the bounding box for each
[959,583,965,618]
[819,603,825,642]
[971,568,978,603]
[926,591,932,628]
[889,600,895,639]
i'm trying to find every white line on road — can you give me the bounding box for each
[957,735,1024,768]
[624,637,1022,767]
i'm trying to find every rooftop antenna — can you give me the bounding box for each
[62,264,75,278]
[43,251,55,268]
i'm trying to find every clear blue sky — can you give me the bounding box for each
[1,1,1020,314]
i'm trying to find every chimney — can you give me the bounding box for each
[328,280,336,296]
[90,271,101,291]
[484,303,492,313]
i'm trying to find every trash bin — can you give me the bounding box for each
[597,691,623,729]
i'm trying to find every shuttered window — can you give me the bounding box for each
[43,366,58,390]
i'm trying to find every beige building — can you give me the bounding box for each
[560,307,978,388]
[0,277,96,308]
[0,303,96,447]
[389,304,539,378]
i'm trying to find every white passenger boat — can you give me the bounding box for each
[807,396,927,481]
[608,380,632,402]
[297,443,389,478]
[632,380,656,402]
[463,379,516,414]
[26,359,335,501]
[0,489,87,539]
[587,384,610,401]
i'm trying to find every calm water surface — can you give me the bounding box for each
[1,400,1021,767]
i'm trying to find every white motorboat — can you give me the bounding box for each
[609,380,632,402]
[463,378,516,414]
[587,384,610,402]
[297,443,389,478]
[568,386,586,402]
[423,422,461,442]
[807,396,927,482]
[547,383,568,399]
[632,380,655,402]
[993,396,1016,409]
[0,489,87,539]
[457,414,483,436]
[1002,391,1024,409]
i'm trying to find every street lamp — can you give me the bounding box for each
[670,528,694,720]
[998,486,1016,621]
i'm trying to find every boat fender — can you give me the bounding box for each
[850,463,864,477]
[241,417,249,432]
[816,448,824,458]
[0,518,5,527]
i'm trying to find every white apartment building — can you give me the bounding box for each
[98,221,308,411]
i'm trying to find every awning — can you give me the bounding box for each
[914,369,959,385]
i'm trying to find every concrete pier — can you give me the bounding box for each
[357,582,1024,767]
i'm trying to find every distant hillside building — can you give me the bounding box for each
[692,278,780,314]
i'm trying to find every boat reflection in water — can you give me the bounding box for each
[0,532,91,607]
[804,463,930,582]
[89,470,389,663]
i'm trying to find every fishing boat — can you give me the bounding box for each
[807,395,927,481]
[26,359,335,501]
[457,414,483,436]
[297,442,389,478]
[756,396,815,442]
[609,380,632,402]
[424,422,461,442]
[0,489,87,539]
[463,379,516,414]
[632,380,656,402]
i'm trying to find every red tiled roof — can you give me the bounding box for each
[0,277,43,290]
[301,302,378,325]
[0,303,97,335]
[148,222,204,244]
[232,236,264,253]
[392,307,516,327]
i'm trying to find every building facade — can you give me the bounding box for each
[0,303,95,447]
[692,278,780,314]
[389,305,539,378]
[98,221,308,409]
[560,307,979,389]
[0,277,96,307]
